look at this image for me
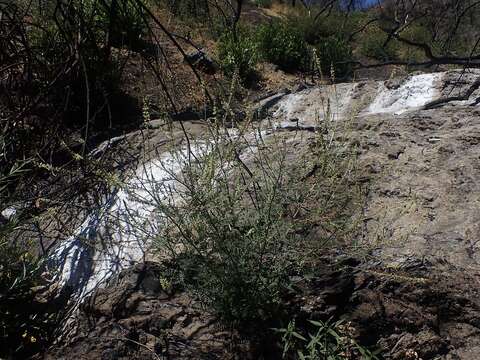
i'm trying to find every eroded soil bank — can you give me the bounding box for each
[43,260,480,359]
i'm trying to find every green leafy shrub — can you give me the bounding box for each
[254,0,273,8]
[154,135,291,323]
[286,12,343,45]
[96,0,147,47]
[314,36,353,79]
[286,15,322,45]
[359,27,399,61]
[217,28,259,82]
[0,164,58,359]
[396,23,433,63]
[256,20,310,72]
[277,319,380,359]
[285,9,366,45]
[162,0,210,19]
[29,0,147,51]
[149,99,361,325]
[254,17,353,78]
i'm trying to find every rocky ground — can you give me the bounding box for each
[349,104,480,359]
[40,70,480,359]
[355,105,480,272]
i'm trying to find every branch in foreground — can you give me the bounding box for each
[423,75,480,110]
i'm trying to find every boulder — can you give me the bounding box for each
[185,49,218,75]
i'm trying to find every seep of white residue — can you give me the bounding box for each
[50,142,208,303]
[272,73,445,122]
[367,73,442,115]
[1,207,17,220]
[272,84,355,127]
[50,127,275,307]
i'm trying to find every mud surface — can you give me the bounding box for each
[349,265,480,360]
[43,259,480,359]
[43,262,254,360]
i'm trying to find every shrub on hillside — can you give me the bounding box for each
[217,28,259,82]
[286,12,345,45]
[96,0,147,47]
[314,36,353,79]
[149,101,361,325]
[255,18,353,78]
[153,135,292,323]
[256,20,310,72]
[0,164,58,358]
[397,23,433,63]
[359,27,399,61]
[162,0,210,19]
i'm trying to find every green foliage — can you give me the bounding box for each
[26,1,129,96]
[154,135,292,324]
[253,16,352,77]
[253,0,273,8]
[286,12,344,45]
[217,28,259,82]
[277,319,380,359]
[286,15,323,45]
[162,0,210,19]
[314,36,353,79]
[28,0,147,53]
[256,20,310,72]
[0,164,56,358]
[286,10,367,45]
[0,234,45,358]
[1,0,149,176]
[97,0,147,47]
[0,1,149,354]
[358,23,434,63]
[359,27,398,61]
[151,95,360,325]
[396,23,433,62]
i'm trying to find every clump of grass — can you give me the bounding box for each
[217,27,259,83]
[147,74,361,326]
[0,163,58,359]
[256,20,310,72]
[276,319,380,359]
